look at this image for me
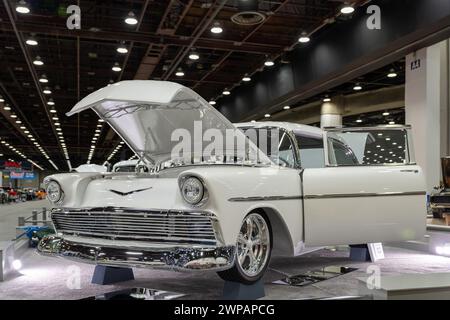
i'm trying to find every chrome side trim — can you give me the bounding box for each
[228,195,302,202]
[303,191,427,200]
[38,236,235,271]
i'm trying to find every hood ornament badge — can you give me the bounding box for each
[108,187,152,196]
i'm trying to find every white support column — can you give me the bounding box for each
[320,96,344,128]
[405,40,450,193]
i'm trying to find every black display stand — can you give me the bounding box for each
[91,266,135,285]
[349,244,371,262]
[222,279,265,300]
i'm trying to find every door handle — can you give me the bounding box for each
[400,169,419,173]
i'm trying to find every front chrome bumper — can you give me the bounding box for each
[37,236,235,271]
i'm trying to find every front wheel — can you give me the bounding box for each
[217,212,272,284]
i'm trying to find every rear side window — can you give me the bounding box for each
[295,134,325,168]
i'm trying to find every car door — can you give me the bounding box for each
[300,126,427,246]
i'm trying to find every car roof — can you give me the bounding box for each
[235,121,323,137]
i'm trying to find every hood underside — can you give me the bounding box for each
[67,81,266,165]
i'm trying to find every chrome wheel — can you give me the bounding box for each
[236,213,271,277]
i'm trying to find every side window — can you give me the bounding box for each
[328,138,359,166]
[295,134,325,168]
[277,132,296,168]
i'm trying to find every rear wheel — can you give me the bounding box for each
[217,212,272,284]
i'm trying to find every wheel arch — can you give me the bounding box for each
[250,207,294,257]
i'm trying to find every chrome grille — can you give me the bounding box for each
[51,208,217,245]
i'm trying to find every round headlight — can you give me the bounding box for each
[46,181,62,203]
[181,177,204,205]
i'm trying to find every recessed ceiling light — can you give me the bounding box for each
[283,106,290,110]
[15,120,22,124]
[210,22,223,34]
[298,32,310,43]
[242,75,251,82]
[10,114,17,118]
[4,106,11,111]
[16,0,30,14]
[222,90,231,96]
[0,96,4,102]
[353,84,362,91]
[323,97,331,102]
[47,100,55,106]
[340,4,355,14]
[356,119,363,123]
[117,46,128,54]
[264,114,271,118]
[125,11,138,25]
[50,109,57,113]
[112,63,122,72]
[175,68,185,77]
[382,112,390,116]
[209,101,216,105]
[43,87,52,94]
[33,56,44,66]
[98,119,105,122]
[55,122,61,126]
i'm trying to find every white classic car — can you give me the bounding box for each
[38,81,426,284]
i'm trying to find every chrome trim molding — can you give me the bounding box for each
[303,191,427,200]
[38,236,235,271]
[228,195,302,202]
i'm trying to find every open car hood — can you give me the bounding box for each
[67,81,269,165]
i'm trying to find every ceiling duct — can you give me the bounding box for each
[231,0,266,26]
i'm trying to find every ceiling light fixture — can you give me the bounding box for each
[242,75,251,82]
[50,109,57,113]
[323,97,331,102]
[210,22,223,34]
[43,87,52,94]
[16,0,30,14]
[0,96,4,102]
[382,111,390,116]
[353,84,362,91]
[356,119,363,123]
[25,38,38,46]
[189,49,200,61]
[209,101,216,105]
[125,11,138,25]
[47,99,55,106]
[264,114,271,118]
[33,56,44,66]
[340,3,355,14]
[283,106,290,110]
[117,45,128,54]
[112,63,122,72]
[264,58,275,67]
[222,90,231,96]
[4,106,11,111]
[387,69,398,78]
[175,68,185,77]
[39,74,48,83]
[298,32,310,43]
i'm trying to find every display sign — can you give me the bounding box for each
[9,172,36,180]
[0,160,32,171]
[368,243,385,262]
